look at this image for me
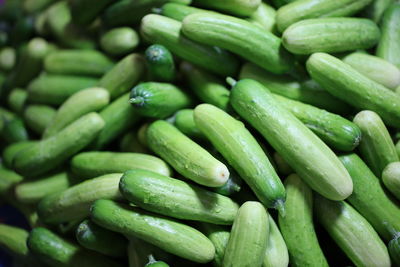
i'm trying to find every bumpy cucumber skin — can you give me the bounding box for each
[100,27,139,56]
[174,109,206,140]
[0,224,29,257]
[230,79,353,201]
[2,141,35,168]
[382,162,400,200]
[141,14,239,77]
[389,235,400,266]
[192,0,260,16]
[0,167,23,195]
[182,13,293,74]
[90,199,215,263]
[194,104,285,208]
[339,154,400,241]
[315,196,391,267]
[146,120,229,187]
[307,52,400,128]
[23,105,56,135]
[145,44,176,82]
[7,88,27,115]
[264,215,289,267]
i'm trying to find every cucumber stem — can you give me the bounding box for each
[129,96,145,106]
[226,77,237,87]
[274,199,286,217]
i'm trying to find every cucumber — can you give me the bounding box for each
[100,27,139,56]
[388,234,400,266]
[180,62,230,110]
[14,112,105,177]
[23,0,57,13]
[263,215,289,267]
[246,2,277,33]
[200,223,230,267]
[1,118,29,144]
[273,152,293,176]
[90,199,215,263]
[2,141,35,168]
[306,52,400,128]
[343,52,400,90]
[27,74,98,106]
[0,47,15,71]
[38,173,123,224]
[282,18,380,55]
[364,0,393,23]
[230,79,353,201]
[146,261,169,267]
[314,195,391,267]
[397,140,400,159]
[194,104,285,209]
[382,162,400,200]
[27,227,121,267]
[353,110,399,176]
[173,109,206,140]
[159,3,216,21]
[141,14,239,77]
[276,0,373,32]
[8,88,27,114]
[119,169,239,224]
[0,224,29,257]
[68,0,114,26]
[146,120,229,187]
[128,237,174,267]
[43,88,110,138]
[182,13,293,75]
[376,3,400,68]
[15,171,71,204]
[339,153,400,241]
[278,174,328,267]
[0,166,23,195]
[71,151,171,179]
[191,0,260,16]
[76,219,127,258]
[119,131,149,154]
[129,82,192,118]
[44,50,114,77]
[98,53,145,99]
[23,105,56,135]
[145,45,176,82]
[222,201,268,267]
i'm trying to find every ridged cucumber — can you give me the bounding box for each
[0,224,29,257]
[145,44,176,82]
[173,109,206,140]
[7,88,27,115]
[382,162,400,200]
[100,27,139,56]
[192,0,260,16]
[23,105,56,135]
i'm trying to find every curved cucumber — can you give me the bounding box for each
[173,109,206,140]
[8,88,27,115]
[192,0,260,16]
[264,215,289,267]
[382,162,400,200]
[100,27,139,56]
[0,224,28,257]
[2,141,35,168]
[389,235,400,266]
[0,167,23,195]
[23,105,56,135]
[145,44,176,82]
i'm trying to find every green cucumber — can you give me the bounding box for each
[8,88,27,115]
[263,215,289,267]
[339,153,400,241]
[0,47,15,71]
[44,50,114,77]
[222,201,268,267]
[141,14,239,77]
[315,195,391,267]
[145,44,176,82]
[23,105,56,135]
[230,79,353,201]
[119,169,239,224]
[43,88,110,138]
[173,109,206,140]
[397,140,400,158]
[14,112,104,177]
[0,224,29,257]
[71,151,171,179]
[38,173,123,224]
[200,223,230,267]
[23,0,57,13]
[182,13,293,74]
[306,52,400,127]
[128,237,174,267]
[129,82,192,118]
[282,18,380,55]
[273,152,293,176]
[68,0,114,26]
[194,104,285,209]
[158,3,216,21]
[0,167,23,195]
[90,199,215,263]
[1,118,29,144]
[27,74,98,106]
[146,120,229,187]
[389,234,400,266]
[119,131,149,154]
[100,27,139,56]
[364,0,393,23]
[278,174,328,267]
[146,261,169,267]
[192,0,260,16]
[76,219,127,258]
[382,162,400,200]
[353,110,399,176]
[246,2,277,33]
[2,141,35,168]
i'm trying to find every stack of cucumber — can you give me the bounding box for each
[0,0,400,266]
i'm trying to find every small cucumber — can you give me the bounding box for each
[222,201,268,267]
[37,173,123,224]
[382,162,400,200]
[90,199,215,263]
[339,153,400,241]
[230,79,353,201]
[76,219,127,258]
[246,2,277,33]
[146,120,229,187]
[0,224,28,257]
[353,110,399,176]
[145,44,176,82]
[23,105,56,135]
[129,82,192,119]
[8,88,27,115]
[140,14,239,77]
[71,151,171,179]
[191,0,260,16]
[263,215,289,267]
[273,152,294,176]
[100,27,139,56]
[182,13,293,74]
[194,104,285,209]
[173,109,206,140]
[0,166,23,195]
[43,88,110,138]
[200,223,230,267]
[69,0,114,26]
[1,118,29,144]
[14,112,105,177]
[315,196,391,267]
[0,47,15,72]
[159,3,216,21]
[364,0,393,23]
[282,18,380,55]
[389,235,400,266]
[306,52,400,128]
[2,141,35,168]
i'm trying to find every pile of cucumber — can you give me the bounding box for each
[0,0,399,266]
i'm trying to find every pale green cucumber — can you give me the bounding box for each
[7,88,27,114]
[192,0,260,16]
[2,141,35,168]
[0,224,29,257]
[100,27,139,56]
[364,0,393,23]
[273,152,294,176]
[200,223,230,267]
[23,105,56,135]
[382,162,400,200]
[263,215,289,267]
[247,2,277,32]
[0,166,23,195]
[159,3,216,21]
[173,109,206,140]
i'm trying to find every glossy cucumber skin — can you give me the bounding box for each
[160,3,216,21]
[307,52,400,128]
[7,88,27,115]
[90,199,215,263]
[315,196,391,267]
[2,141,35,168]
[230,79,353,201]
[339,154,400,241]
[0,224,29,257]
[129,82,192,118]
[282,18,380,54]
[37,173,123,224]
[120,169,239,224]
[69,0,114,26]
[146,120,229,187]
[14,112,105,177]
[194,104,285,209]
[263,215,289,267]
[192,0,260,16]
[100,27,139,56]
[174,109,206,140]
[71,151,171,179]
[23,105,56,135]
[182,13,293,74]
[388,235,400,266]
[0,167,23,195]
[382,162,400,200]
[145,44,176,82]
[141,14,239,77]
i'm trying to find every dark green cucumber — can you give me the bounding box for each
[192,0,260,16]
[1,118,29,144]
[263,215,289,267]
[382,162,400,200]
[146,261,169,267]
[0,166,23,195]
[8,88,27,115]
[173,109,206,140]
[273,152,294,176]
[2,141,35,168]
[100,27,139,56]
[68,0,114,26]
[389,234,400,266]
[23,105,56,135]
[129,82,192,118]
[159,3,216,21]
[23,0,57,13]
[0,224,29,257]
[145,44,176,82]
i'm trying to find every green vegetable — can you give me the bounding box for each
[173,109,205,140]
[145,44,176,82]
[191,0,261,17]
[100,27,139,56]
[273,152,294,176]
[69,0,114,26]
[200,223,230,267]
[158,3,216,21]
[23,0,57,13]
[1,118,29,144]
[364,0,393,23]
[2,141,35,168]
[7,88,27,115]
[146,261,169,267]
[0,166,23,195]
[0,224,29,257]
[382,162,400,200]
[246,2,277,32]
[263,215,289,267]
[388,234,400,266]
[0,47,15,71]
[119,131,149,154]
[23,105,56,135]
[127,237,173,267]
